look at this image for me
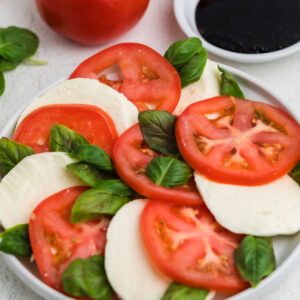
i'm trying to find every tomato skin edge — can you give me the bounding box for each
[176,96,300,186]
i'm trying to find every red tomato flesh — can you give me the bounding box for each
[141,200,248,293]
[113,124,203,206]
[176,96,300,185]
[29,186,110,292]
[70,43,181,113]
[13,104,118,156]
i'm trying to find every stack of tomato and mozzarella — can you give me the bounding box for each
[1,42,300,300]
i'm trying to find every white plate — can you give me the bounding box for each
[1,67,300,300]
[174,0,300,63]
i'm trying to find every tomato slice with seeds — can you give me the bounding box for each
[113,124,203,206]
[13,104,118,156]
[29,186,109,292]
[141,200,248,293]
[176,96,300,185]
[69,43,181,112]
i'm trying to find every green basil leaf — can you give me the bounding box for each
[165,37,207,88]
[0,26,39,62]
[290,161,300,184]
[162,282,209,300]
[0,71,4,96]
[0,224,31,256]
[62,255,114,300]
[138,110,179,156]
[95,179,133,197]
[146,156,192,188]
[67,163,116,187]
[178,48,207,88]
[49,124,89,153]
[0,58,20,71]
[69,145,113,172]
[0,137,34,176]
[164,37,203,66]
[218,66,245,99]
[234,235,276,287]
[71,188,130,223]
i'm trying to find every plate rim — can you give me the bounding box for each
[1,65,300,300]
[173,0,300,64]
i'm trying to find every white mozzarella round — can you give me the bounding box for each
[174,60,220,115]
[0,152,86,228]
[16,78,139,135]
[195,173,300,236]
[105,199,172,300]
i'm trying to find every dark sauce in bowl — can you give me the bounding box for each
[195,0,300,54]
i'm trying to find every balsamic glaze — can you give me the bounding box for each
[195,0,300,54]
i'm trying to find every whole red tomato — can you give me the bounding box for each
[35,0,150,45]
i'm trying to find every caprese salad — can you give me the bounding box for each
[0,38,300,300]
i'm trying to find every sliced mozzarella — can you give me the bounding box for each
[194,173,300,236]
[174,60,220,115]
[105,199,172,300]
[16,78,138,135]
[0,152,86,228]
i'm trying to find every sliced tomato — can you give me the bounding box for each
[176,96,300,185]
[112,124,203,206]
[29,186,110,292]
[13,104,118,156]
[69,43,181,112]
[141,200,248,293]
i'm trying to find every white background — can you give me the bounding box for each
[0,0,300,299]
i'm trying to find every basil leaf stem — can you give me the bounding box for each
[234,235,276,287]
[146,156,192,188]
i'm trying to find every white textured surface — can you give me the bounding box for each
[0,0,300,299]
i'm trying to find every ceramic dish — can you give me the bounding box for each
[1,65,300,300]
[174,0,300,63]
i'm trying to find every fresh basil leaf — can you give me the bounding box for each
[0,137,34,176]
[0,224,31,256]
[69,145,113,172]
[164,37,203,66]
[139,110,179,156]
[146,156,192,188]
[49,124,89,153]
[0,57,20,71]
[290,161,300,184]
[165,37,207,87]
[62,255,114,300]
[0,26,39,62]
[178,48,207,88]
[162,282,209,300]
[67,163,116,187]
[95,179,133,197]
[71,188,130,223]
[0,71,4,96]
[234,235,276,287]
[218,66,245,99]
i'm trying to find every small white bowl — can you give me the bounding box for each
[174,0,300,63]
